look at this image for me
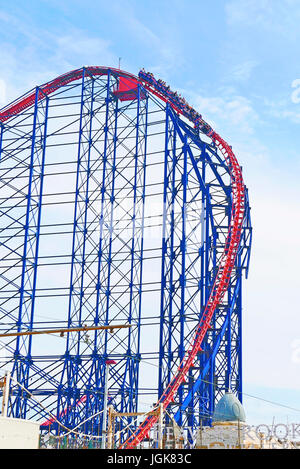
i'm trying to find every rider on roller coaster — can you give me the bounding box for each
[138,69,213,136]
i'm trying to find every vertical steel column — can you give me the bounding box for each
[122,84,148,413]
[229,251,243,401]
[158,103,170,397]
[86,78,118,427]
[177,135,188,426]
[0,123,3,162]
[11,87,49,418]
[134,93,149,411]
[57,69,96,427]
[92,71,112,429]
[126,84,142,413]
[196,150,212,426]
[95,70,112,340]
[158,105,186,401]
[237,275,243,403]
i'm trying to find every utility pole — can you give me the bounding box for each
[196,419,203,449]
[237,419,241,449]
[107,405,114,449]
[1,371,11,418]
[101,360,116,449]
[158,403,164,449]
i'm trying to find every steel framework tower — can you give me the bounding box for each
[0,67,252,439]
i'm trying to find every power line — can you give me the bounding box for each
[1,338,299,416]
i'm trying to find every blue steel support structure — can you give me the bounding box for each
[0,67,252,437]
[157,110,251,428]
[4,87,49,418]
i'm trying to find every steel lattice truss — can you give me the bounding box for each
[0,67,252,439]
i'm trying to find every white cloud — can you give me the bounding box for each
[225,0,300,39]
[230,61,258,82]
[0,79,6,105]
[109,1,183,75]
[263,87,300,125]
[291,79,300,104]
[53,33,116,70]
[270,108,300,124]
[188,92,259,135]
[0,10,118,105]
[182,80,300,394]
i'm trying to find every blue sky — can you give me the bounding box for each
[0,0,300,427]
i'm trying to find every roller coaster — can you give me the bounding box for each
[0,66,252,447]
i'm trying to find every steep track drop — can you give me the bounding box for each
[120,130,245,448]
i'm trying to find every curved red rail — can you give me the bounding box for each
[0,67,245,447]
[40,395,87,427]
[120,132,245,448]
[0,67,138,123]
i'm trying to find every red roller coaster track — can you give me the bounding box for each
[0,67,245,448]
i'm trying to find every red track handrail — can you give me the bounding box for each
[0,67,138,123]
[0,67,245,447]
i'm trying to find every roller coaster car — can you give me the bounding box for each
[199,123,213,135]
[113,76,146,101]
